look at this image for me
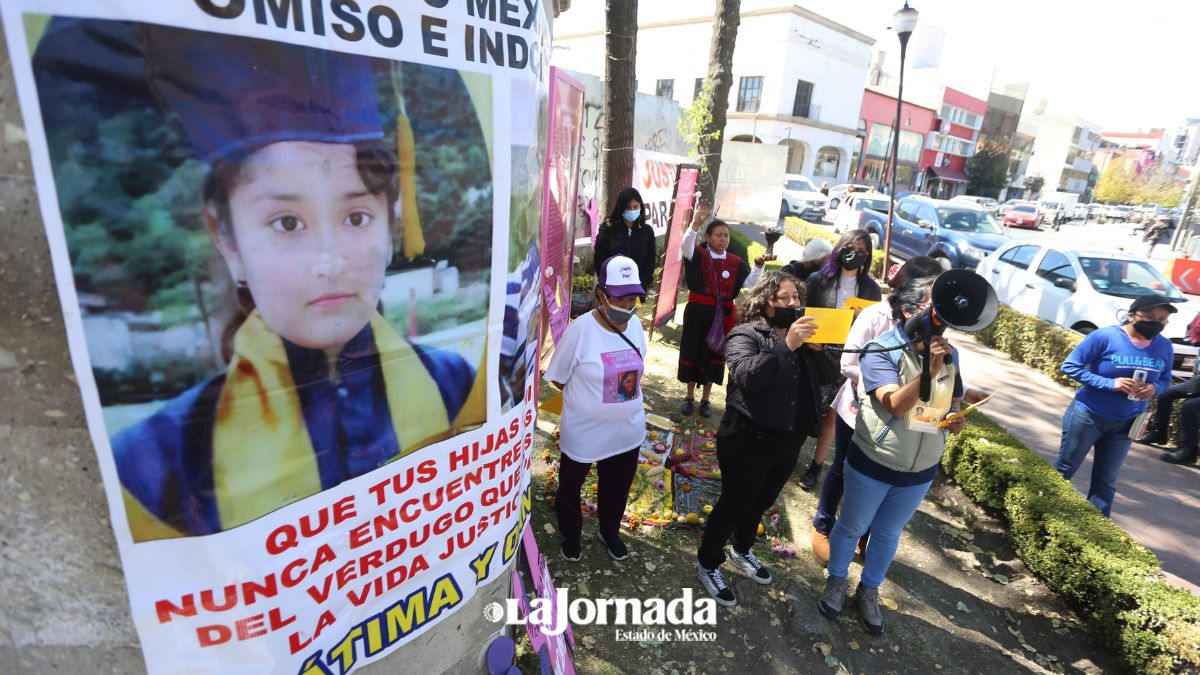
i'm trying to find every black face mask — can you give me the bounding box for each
[1133,320,1165,339]
[768,305,801,328]
[840,249,868,271]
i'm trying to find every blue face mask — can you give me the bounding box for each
[622,208,641,223]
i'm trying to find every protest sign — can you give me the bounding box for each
[1,0,551,671]
[632,149,691,237]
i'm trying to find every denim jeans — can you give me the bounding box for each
[1053,399,1135,517]
[812,416,856,535]
[827,462,932,589]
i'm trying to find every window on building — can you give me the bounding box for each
[655,79,675,100]
[694,77,705,100]
[736,76,763,113]
[814,147,840,178]
[792,80,813,118]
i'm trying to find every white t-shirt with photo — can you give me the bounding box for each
[544,312,647,463]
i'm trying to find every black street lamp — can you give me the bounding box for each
[883,2,919,271]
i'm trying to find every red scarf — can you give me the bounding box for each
[687,245,743,336]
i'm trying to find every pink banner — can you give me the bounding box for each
[654,166,701,327]
[540,68,587,347]
[515,525,576,674]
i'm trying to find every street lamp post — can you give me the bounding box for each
[883,2,919,273]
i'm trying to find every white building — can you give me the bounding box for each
[550,1,874,183]
[1022,115,1102,196]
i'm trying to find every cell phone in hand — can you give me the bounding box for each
[1129,369,1148,401]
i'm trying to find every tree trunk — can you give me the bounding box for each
[602,0,638,213]
[695,0,741,208]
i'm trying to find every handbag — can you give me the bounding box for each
[703,255,727,354]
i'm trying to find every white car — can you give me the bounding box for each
[827,183,871,210]
[781,174,829,221]
[833,193,890,234]
[950,195,999,213]
[977,241,1199,378]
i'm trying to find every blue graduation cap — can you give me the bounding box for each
[139,26,387,162]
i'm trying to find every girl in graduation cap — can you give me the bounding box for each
[35,22,486,541]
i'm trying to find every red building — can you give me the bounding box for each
[854,88,937,194]
[921,87,987,199]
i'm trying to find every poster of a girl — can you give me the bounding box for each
[32,21,487,540]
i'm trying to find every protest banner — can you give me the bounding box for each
[1,0,551,671]
[632,149,691,237]
[653,165,700,330]
[540,68,586,348]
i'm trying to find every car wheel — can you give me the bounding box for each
[830,198,840,209]
[1072,322,1097,335]
[933,255,953,271]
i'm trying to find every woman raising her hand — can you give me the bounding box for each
[677,204,772,417]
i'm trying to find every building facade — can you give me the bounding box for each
[920,87,986,199]
[1023,115,1102,196]
[854,88,936,193]
[550,2,874,184]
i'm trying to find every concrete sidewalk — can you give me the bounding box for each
[954,334,1199,593]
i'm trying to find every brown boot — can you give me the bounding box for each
[810,528,830,567]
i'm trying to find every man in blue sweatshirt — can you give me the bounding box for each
[1054,294,1177,517]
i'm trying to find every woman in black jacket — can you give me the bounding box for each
[798,229,883,490]
[695,270,827,607]
[593,187,658,294]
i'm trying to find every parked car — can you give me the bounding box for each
[1038,200,1064,227]
[780,174,829,221]
[1003,202,1041,229]
[827,183,871,209]
[998,198,1024,217]
[950,195,999,213]
[977,242,1199,378]
[859,196,1007,269]
[1106,205,1133,222]
[1072,203,1089,220]
[832,193,891,234]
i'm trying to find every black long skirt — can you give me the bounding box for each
[678,302,726,385]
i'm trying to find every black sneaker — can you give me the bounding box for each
[799,461,821,491]
[596,528,629,561]
[561,538,582,562]
[695,563,736,606]
[681,399,695,415]
[699,400,712,417]
[727,546,772,584]
[1136,430,1168,446]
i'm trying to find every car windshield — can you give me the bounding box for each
[785,178,816,192]
[855,198,889,212]
[1013,205,1036,213]
[1042,202,1059,209]
[936,207,1005,233]
[1079,257,1186,301]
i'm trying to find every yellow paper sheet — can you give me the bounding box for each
[804,307,855,344]
[538,392,563,415]
[842,296,879,311]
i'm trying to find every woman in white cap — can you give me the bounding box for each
[781,237,833,283]
[545,255,648,562]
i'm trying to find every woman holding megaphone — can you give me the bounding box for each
[817,274,967,636]
[694,270,833,607]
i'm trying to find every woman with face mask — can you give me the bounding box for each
[545,256,648,563]
[593,187,658,294]
[1053,294,1176,517]
[694,271,825,607]
[797,230,882,491]
[817,274,966,636]
[677,204,770,417]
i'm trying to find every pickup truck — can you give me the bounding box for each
[861,195,1008,270]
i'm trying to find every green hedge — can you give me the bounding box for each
[974,305,1187,446]
[781,216,886,280]
[944,412,1200,674]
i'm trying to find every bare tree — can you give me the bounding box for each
[601,0,638,212]
[693,0,740,206]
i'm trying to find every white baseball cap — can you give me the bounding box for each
[597,255,646,298]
